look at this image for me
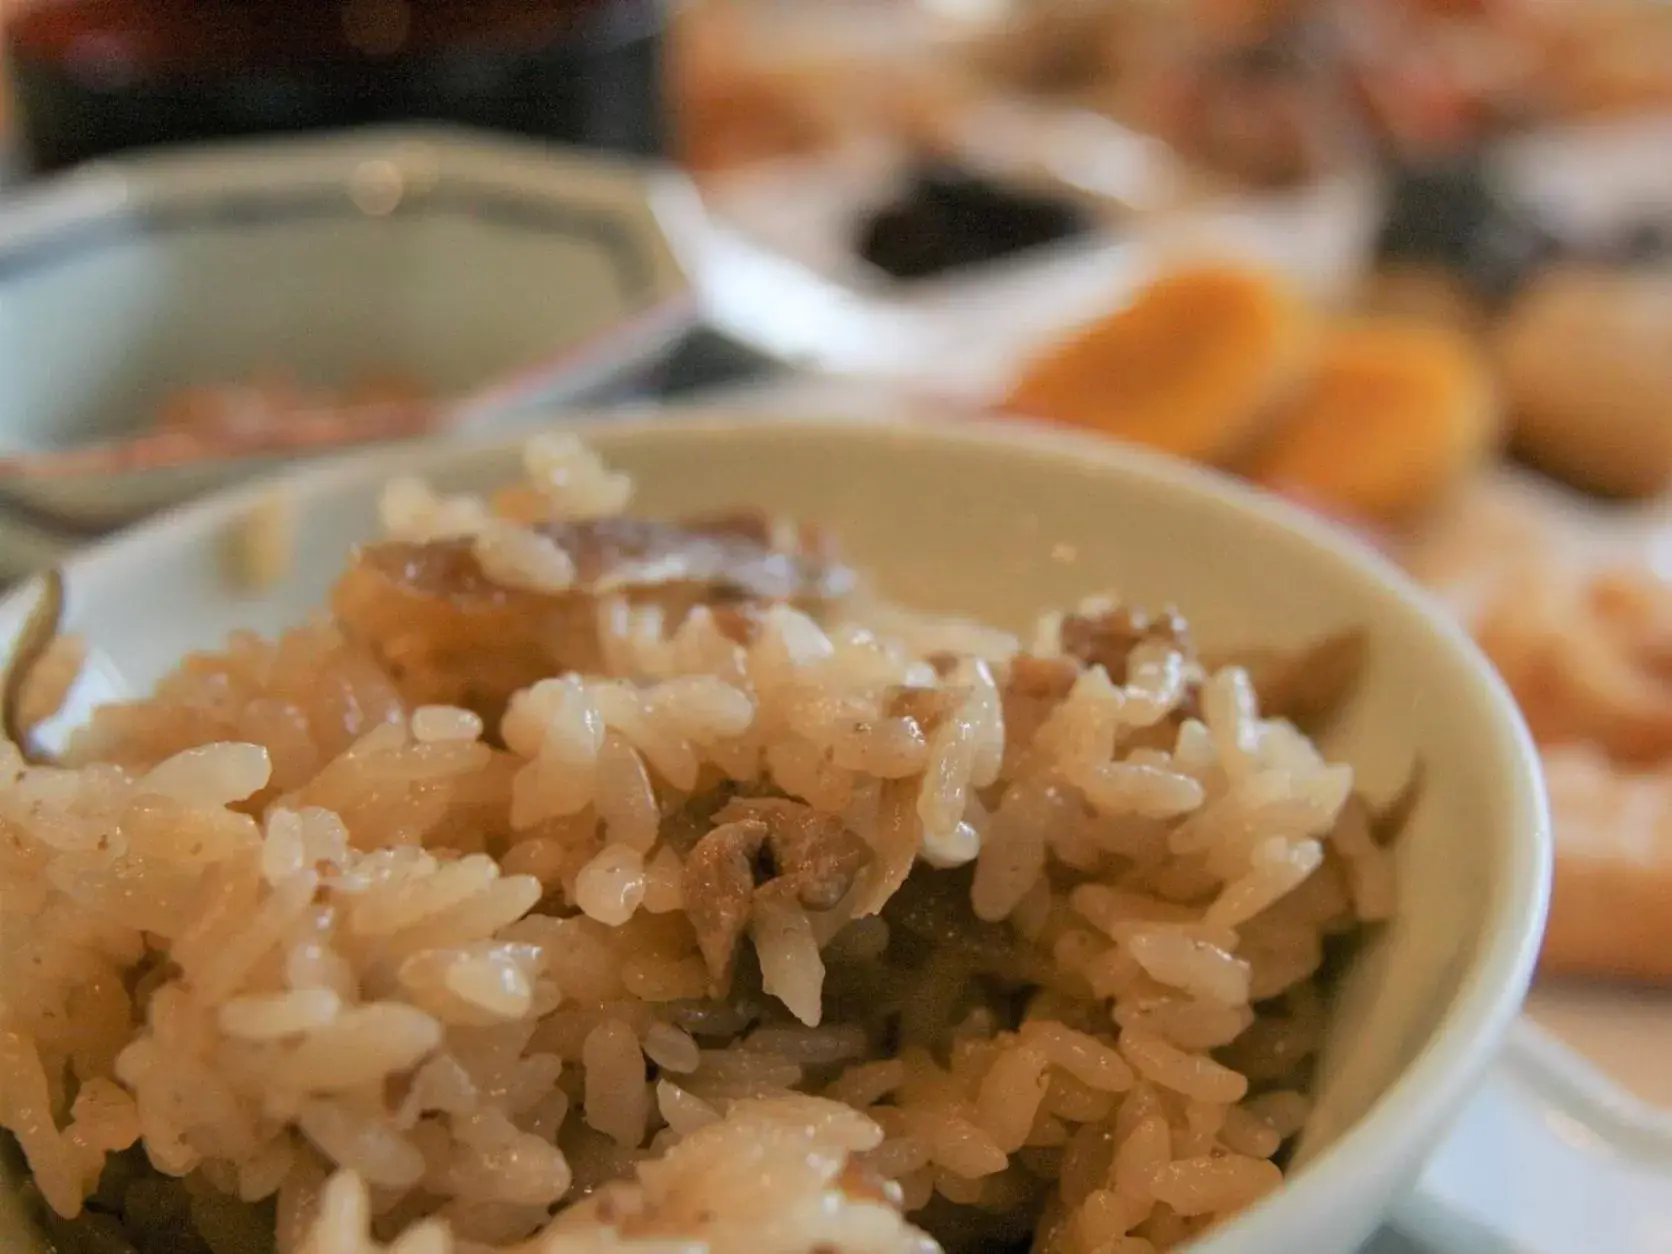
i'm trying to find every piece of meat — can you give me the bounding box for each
[1000,654,1080,772]
[1006,655,1080,704]
[880,861,1026,973]
[362,515,852,604]
[709,603,767,647]
[1208,629,1368,733]
[1060,606,1194,683]
[884,685,967,735]
[657,780,748,857]
[714,798,874,912]
[333,513,854,718]
[683,801,873,989]
[925,652,961,679]
[682,818,770,987]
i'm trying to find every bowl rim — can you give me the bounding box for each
[0,125,703,480]
[0,408,1552,1249]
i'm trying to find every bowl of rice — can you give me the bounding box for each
[0,412,1548,1254]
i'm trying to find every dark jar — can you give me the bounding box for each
[4,0,667,174]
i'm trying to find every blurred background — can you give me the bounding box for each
[4,1,1667,544]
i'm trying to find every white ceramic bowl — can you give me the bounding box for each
[0,127,701,580]
[0,411,1549,1253]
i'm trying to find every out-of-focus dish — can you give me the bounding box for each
[1,375,436,481]
[690,138,1380,400]
[967,0,1672,180]
[968,0,1354,190]
[669,0,1357,246]
[0,127,699,582]
[0,414,1551,1254]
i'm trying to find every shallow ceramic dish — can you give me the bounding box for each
[0,126,701,579]
[0,407,1623,1252]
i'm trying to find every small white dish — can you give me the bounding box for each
[0,126,701,579]
[686,120,1382,397]
[0,401,1571,1254]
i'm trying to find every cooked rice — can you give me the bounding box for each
[228,492,298,594]
[0,434,1393,1254]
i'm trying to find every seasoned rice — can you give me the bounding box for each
[0,434,1394,1254]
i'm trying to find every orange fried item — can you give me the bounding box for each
[1006,262,1313,464]
[1413,508,1672,982]
[1357,264,1485,334]
[1248,319,1500,523]
[1495,266,1672,500]
[1476,563,1672,767]
[1541,745,1672,983]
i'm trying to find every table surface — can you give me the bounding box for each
[628,325,785,399]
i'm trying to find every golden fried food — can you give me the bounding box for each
[1432,546,1672,981]
[1540,745,1672,983]
[1475,562,1672,767]
[1247,319,1501,523]
[1356,265,1487,335]
[1007,262,1314,463]
[1495,266,1672,499]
